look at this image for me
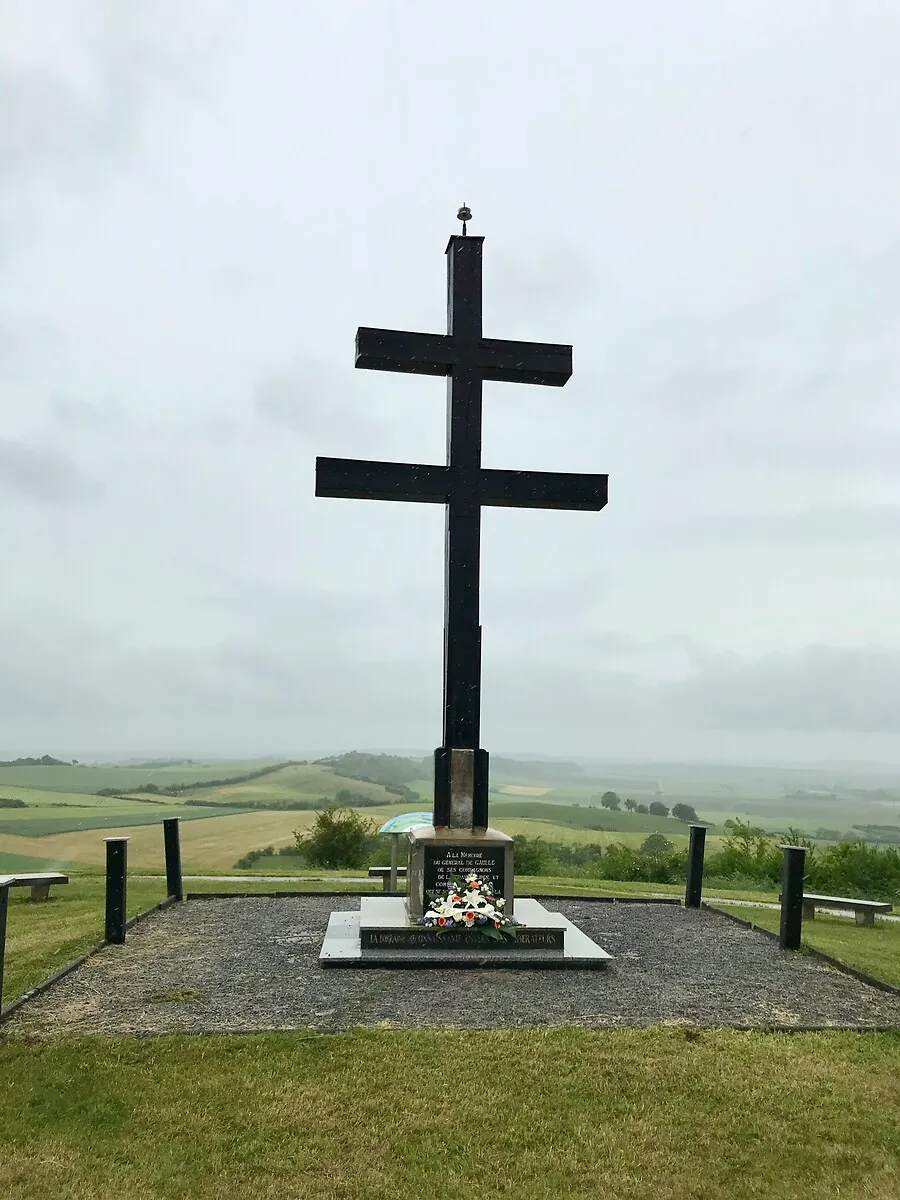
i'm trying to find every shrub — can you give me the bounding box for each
[0,797,27,808]
[294,807,378,868]
[640,833,673,857]
[234,846,275,869]
[512,834,553,875]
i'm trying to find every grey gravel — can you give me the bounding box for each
[4,896,899,1039]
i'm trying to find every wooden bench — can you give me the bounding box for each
[2,872,69,902]
[368,866,408,892]
[780,892,892,926]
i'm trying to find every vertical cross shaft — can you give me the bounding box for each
[435,236,489,828]
[443,236,482,751]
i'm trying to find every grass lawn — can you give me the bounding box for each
[714,903,900,989]
[1,1028,899,1200]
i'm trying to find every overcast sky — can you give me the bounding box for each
[1,1,900,765]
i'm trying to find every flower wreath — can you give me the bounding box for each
[417,872,518,941]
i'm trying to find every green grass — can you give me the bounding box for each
[1,877,166,1007]
[0,850,72,874]
[714,904,900,988]
[0,1028,898,1199]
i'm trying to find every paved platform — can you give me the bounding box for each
[4,897,900,1037]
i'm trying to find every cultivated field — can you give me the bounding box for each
[2,755,899,875]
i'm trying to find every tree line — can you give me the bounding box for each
[593,791,699,822]
[234,812,900,901]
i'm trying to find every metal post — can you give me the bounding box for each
[163,818,183,901]
[779,844,806,950]
[389,833,400,893]
[0,883,9,1017]
[105,837,128,944]
[684,824,707,908]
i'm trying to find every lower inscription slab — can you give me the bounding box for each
[320,898,612,969]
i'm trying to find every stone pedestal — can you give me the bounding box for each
[406,824,515,918]
[319,897,612,969]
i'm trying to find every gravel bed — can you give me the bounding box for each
[4,896,900,1038]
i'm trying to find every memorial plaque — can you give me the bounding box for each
[360,926,565,951]
[422,843,508,902]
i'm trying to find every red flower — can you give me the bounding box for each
[437,917,446,927]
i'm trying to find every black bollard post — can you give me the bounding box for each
[779,844,806,950]
[684,824,707,908]
[105,837,128,944]
[0,882,9,1017]
[163,818,183,902]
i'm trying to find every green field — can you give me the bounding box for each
[0,760,280,794]
[0,806,251,839]
[491,799,699,836]
[184,762,399,807]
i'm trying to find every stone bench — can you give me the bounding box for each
[0,872,69,902]
[368,866,408,892]
[779,892,892,926]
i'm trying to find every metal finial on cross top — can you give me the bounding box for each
[316,222,608,832]
[457,204,472,236]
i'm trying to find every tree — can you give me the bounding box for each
[671,803,699,823]
[624,798,637,812]
[635,803,649,814]
[640,833,673,857]
[648,801,668,817]
[599,791,621,811]
[294,806,377,868]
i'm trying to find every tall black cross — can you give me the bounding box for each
[316,225,607,830]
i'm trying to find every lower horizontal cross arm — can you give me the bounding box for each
[315,458,450,503]
[478,468,608,511]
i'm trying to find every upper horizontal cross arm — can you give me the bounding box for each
[355,329,455,377]
[478,338,572,386]
[355,327,572,387]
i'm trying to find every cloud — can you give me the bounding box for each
[254,366,385,444]
[0,2,217,181]
[662,644,900,734]
[0,438,98,503]
[48,393,128,431]
[656,505,900,546]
